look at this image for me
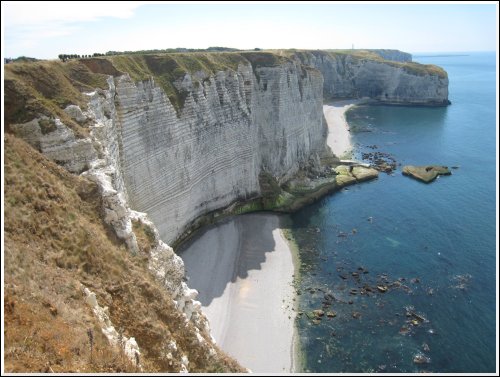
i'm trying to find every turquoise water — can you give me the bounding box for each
[292,52,497,373]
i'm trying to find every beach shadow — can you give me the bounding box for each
[177,213,280,306]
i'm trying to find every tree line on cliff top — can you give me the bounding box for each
[57,47,264,62]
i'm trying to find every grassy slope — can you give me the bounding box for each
[4,60,112,137]
[3,134,244,373]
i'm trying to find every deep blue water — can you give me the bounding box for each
[292,52,497,373]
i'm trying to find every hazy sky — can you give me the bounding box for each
[2,2,498,59]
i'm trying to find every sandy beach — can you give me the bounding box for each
[179,213,297,373]
[324,99,366,158]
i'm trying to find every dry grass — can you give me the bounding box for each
[3,60,109,138]
[132,219,156,255]
[3,134,244,373]
[4,289,138,373]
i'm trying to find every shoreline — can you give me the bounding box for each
[179,213,297,373]
[280,220,303,373]
[324,98,369,158]
[176,100,378,372]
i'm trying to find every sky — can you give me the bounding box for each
[1,2,498,59]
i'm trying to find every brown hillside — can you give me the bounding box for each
[3,134,244,373]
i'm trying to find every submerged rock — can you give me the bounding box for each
[352,311,361,319]
[312,309,325,317]
[377,285,388,293]
[413,353,431,364]
[399,326,410,335]
[402,165,451,183]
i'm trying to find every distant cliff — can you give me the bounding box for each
[291,50,449,106]
[367,49,412,62]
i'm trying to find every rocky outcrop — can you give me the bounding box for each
[82,286,142,369]
[402,165,451,183]
[293,50,449,106]
[10,116,97,173]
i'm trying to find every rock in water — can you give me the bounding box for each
[312,309,325,317]
[413,353,431,364]
[402,165,451,183]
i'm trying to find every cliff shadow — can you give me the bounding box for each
[177,213,284,306]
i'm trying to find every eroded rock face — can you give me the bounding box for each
[294,52,449,106]
[64,104,87,123]
[114,61,325,244]
[83,286,142,369]
[10,117,97,174]
[81,79,210,335]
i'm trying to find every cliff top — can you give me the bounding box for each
[4,49,447,130]
[4,51,314,123]
[278,49,447,79]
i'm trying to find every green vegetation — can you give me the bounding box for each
[104,46,240,56]
[5,56,39,63]
[240,51,288,69]
[322,50,447,78]
[172,166,351,249]
[258,171,283,208]
[4,47,446,137]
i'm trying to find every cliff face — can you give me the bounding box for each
[4,50,449,372]
[113,60,324,244]
[367,49,412,62]
[293,51,449,106]
[4,50,451,281]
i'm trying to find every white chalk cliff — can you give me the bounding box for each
[8,51,450,351]
[293,51,449,105]
[114,61,325,245]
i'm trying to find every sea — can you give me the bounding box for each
[292,52,497,373]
